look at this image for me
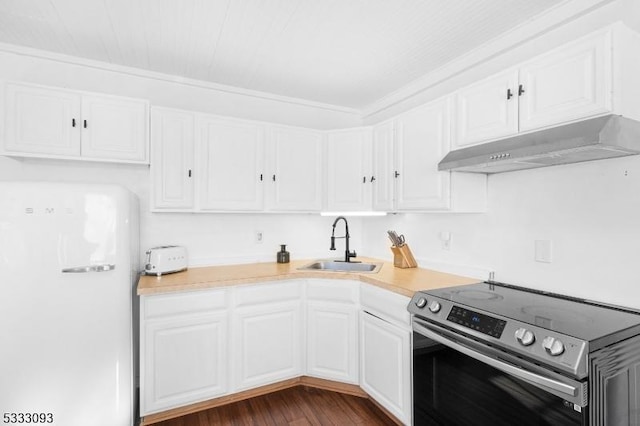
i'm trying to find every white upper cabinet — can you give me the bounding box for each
[3,82,149,163]
[80,94,149,161]
[371,121,395,212]
[150,107,195,210]
[453,28,615,148]
[454,70,519,148]
[4,83,81,156]
[266,126,323,211]
[370,98,486,213]
[395,98,452,211]
[326,128,372,211]
[518,30,612,132]
[198,116,265,211]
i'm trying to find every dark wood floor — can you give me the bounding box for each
[153,386,397,426]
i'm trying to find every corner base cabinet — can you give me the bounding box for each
[140,289,229,414]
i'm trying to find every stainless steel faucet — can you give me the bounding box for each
[330,216,358,263]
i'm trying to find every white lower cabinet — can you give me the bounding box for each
[306,279,359,384]
[360,311,412,425]
[232,300,303,391]
[140,279,411,424]
[360,283,412,425]
[231,281,303,392]
[141,289,229,415]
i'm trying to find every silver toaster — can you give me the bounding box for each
[144,245,188,276]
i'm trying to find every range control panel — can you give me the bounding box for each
[408,292,589,378]
[447,305,506,338]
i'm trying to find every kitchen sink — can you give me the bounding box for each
[298,260,382,274]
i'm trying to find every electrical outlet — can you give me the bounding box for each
[534,240,552,263]
[255,231,264,244]
[440,231,451,251]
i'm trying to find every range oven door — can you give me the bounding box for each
[412,318,588,426]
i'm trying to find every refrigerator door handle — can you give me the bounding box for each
[61,264,116,273]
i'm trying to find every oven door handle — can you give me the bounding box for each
[413,321,579,399]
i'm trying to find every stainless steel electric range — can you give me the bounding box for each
[408,281,640,426]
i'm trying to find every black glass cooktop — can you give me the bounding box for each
[425,282,640,343]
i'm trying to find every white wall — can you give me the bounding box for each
[364,155,640,309]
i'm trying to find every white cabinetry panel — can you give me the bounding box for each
[198,117,264,211]
[232,301,302,391]
[372,121,395,211]
[150,108,195,210]
[518,31,612,132]
[80,94,148,161]
[395,98,452,210]
[4,83,81,156]
[142,309,228,414]
[360,311,411,425]
[267,126,323,211]
[454,70,519,148]
[3,82,148,163]
[326,128,372,211]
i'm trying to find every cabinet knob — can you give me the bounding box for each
[83,119,87,128]
[72,118,76,127]
[188,169,192,178]
[370,176,376,183]
[362,176,366,184]
[394,171,400,178]
[518,84,525,96]
[507,89,513,100]
[272,174,276,182]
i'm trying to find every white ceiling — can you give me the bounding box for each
[0,0,567,109]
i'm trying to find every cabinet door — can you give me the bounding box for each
[371,122,395,211]
[307,302,358,384]
[81,94,149,162]
[326,128,372,211]
[4,83,81,156]
[453,69,519,148]
[267,127,323,211]
[198,116,264,211]
[360,311,411,425]
[150,108,195,210]
[142,312,228,414]
[395,98,451,211]
[232,301,302,391]
[519,31,612,132]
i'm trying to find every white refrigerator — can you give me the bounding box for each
[0,182,138,426]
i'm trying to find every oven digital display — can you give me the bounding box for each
[447,305,506,338]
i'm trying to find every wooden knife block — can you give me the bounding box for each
[390,244,417,268]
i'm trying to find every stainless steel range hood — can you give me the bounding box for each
[438,114,640,173]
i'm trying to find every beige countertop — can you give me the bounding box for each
[137,258,480,297]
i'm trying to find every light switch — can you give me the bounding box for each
[534,240,552,263]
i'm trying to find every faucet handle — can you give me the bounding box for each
[348,250,357,259]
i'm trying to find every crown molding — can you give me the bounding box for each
[0,42,360,116]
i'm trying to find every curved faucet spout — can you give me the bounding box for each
[330,216,357,262]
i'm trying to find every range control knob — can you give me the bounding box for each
[542,336,565,356]
[428,301,441,313]
[415,297,427,309]
[514,327,535,346]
